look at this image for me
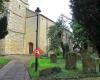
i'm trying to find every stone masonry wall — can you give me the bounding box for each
[39,16,55,52]
[5,0,28,54]
[5,31,24,54]
[25,9,37,54]
[25,9,55,54]
[0,39,5,55]
[3,0,55,54]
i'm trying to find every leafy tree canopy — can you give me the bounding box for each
[0,0,4,13]
[71,21,89,44]
[70,0,100,54]
[48,18,65,51]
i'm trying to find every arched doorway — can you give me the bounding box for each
[29,42,33,54]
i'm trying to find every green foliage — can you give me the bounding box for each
[28,57,83,78]
[48,16,66,51]
[0,0,8,39]
[56,48,62,56]
[0,57,9,65]
[48,25,61,51]
[0,16,8,39]
[0,0,4,13]
[28,57,100,79]
[70,0,100,53]
[71,21,89,44]
[0,56,10,68]
[28,57,64,78]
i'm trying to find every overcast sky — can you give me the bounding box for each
[28,0,72,22]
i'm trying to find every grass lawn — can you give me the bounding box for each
[0,56,10,69]
[28,56,83,78]
[55,61,82,78]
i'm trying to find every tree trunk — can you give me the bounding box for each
[60,42,65,59]
[96,45,100,72]
[81,47,96,73]
[98,54,100,72]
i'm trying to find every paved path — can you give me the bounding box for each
[0,60,30,80]
[4,55,32,65]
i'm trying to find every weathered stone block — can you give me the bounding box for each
[65,52,77,69]
[50,53,57,63]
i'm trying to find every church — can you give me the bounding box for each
[0,0,73,55]
[0,0,55,55]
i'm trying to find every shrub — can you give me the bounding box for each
[39,67,62,77]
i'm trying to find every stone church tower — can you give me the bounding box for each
[2,0,55,55]
[0,0,72,55]
[4,0,28,54]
